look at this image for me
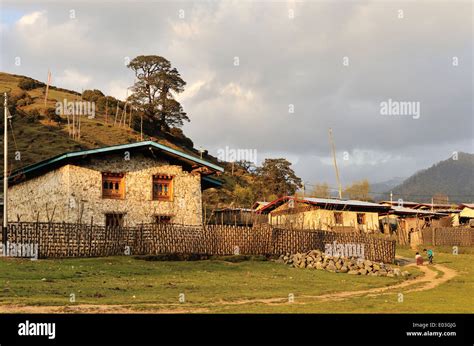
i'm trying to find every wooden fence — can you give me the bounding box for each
[410,227,473,247]
[3,222,396,263]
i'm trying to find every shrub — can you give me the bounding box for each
[11,91,33,107]
[82,89,105,103]
[44,107,62,123]
[26,108,41,123]
[18,78,44,91]
[169,127,194,148]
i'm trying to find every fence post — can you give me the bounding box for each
[89,216,93,257]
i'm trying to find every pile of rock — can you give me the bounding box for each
[278,250,410,277]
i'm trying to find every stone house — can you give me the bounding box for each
[4,141,223,227]
[257,196,390,233]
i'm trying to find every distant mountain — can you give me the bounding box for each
[370,177,406,200]
[386,152,474,204]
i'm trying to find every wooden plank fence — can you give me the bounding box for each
[410,227,473,247]
[3,222,397,263]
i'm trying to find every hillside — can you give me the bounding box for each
[0,71,255,209]
[387,152,474,203]
[0,72,213,173]
[370,177,405,200]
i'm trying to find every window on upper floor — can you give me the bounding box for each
[152,174,173,201]
[102,172,125,199]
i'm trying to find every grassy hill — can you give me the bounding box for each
[0,72,211,174]
[386,152,474,203]
[0,71,256,209]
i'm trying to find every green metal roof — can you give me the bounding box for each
[201,175,223,187]
[6,141,224,183]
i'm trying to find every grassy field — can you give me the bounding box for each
[0,255,414,309]
[0,245,472,313]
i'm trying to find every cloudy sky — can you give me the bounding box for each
[0,0,472,192]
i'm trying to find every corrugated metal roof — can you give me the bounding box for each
[201,176,223,188]
[414,203,456,209]
[215,207,254,212]
[389,206,447,216]
[302,197,385,208]
[380,200,420,206]
[257,196,390,214]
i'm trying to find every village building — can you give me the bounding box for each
[251,201,270,211]
[459,203,474,226]
[380,200,421,209]
[257,196,390,233]
[208,207,267,226]
[378,206,451,244]
[380,201,461,227]
[3,141,223,227]
[412,202,459,211]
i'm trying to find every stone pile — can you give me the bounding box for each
[279,250,410,277]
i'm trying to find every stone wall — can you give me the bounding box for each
[7,152,203,226]
[7,166,70,223]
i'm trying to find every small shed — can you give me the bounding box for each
[459,203,474,226]
[379,206,451,245]
[207,207,267,226]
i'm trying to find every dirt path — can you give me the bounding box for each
[211,261,457,306]
[0,259,457,313]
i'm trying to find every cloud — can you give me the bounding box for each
[16,10,46,27]
[107,80,131,100]
[55,69,91,90]
[0,1,471,186]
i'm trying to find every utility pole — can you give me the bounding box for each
[44,69,51,106]
[328,128,342,199]
[3,92,9,234]
[390,191,393,204]
[105,97,108,123]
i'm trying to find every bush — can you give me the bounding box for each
[26,108,41,123]
[11,91,33,107]
[169,127,194,148]
[18,78,44,91]
[82,89,105,103]
[44,107,62,123]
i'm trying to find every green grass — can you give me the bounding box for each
[0,255,413,311]
[0,246,472,313]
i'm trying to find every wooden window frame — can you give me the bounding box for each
[105,213,125,228]
[102,172,125,199]
[334,212,343,225]
[154,215,173,224]
[152,174,174,201]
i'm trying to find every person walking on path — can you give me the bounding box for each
[424,248,434,264]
